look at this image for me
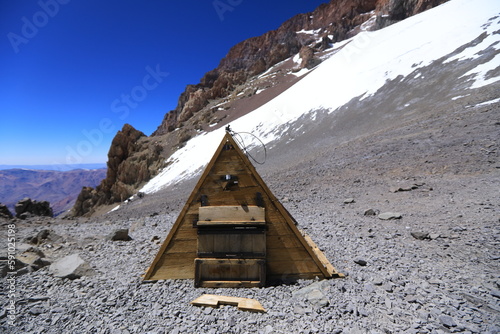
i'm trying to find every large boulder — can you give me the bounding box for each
[49,254,94,279]
[15,198,53,218]
[0,203,13,219]
[292,280,331,308]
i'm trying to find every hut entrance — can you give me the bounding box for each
[194,205,266,288]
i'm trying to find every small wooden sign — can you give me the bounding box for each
[198,205,265,225]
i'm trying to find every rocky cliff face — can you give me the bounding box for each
[71,124,164,217]
[375,0,449,27]
[153,0,448,136]
[72,0,448,216]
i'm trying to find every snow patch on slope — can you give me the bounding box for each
[140,0,500,194]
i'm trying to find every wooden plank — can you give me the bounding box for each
[199,206,265,223]
[197,221,266,226]
[267,246,314,262]
[191,294,266,312]
[267,271,324,282]
[197,228,265,256]
[173,228,197,240]
[147,253,196,280]
[249,233,266,254]
[165,239,196,253]
[266,234,303,248]
[195,185,263,203]
[195,258,265,287]
[267,259,324,280]
[195,281,263,288]
[303,233,344,278]
[197,234,214,254]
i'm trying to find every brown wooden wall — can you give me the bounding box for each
[145,134,334,282]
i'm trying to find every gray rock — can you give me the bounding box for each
[364,208,378,216]
[354,259,367,266]
[390,184,419,193]
[429,233,440,240]
[344,198,355,204]
[378,212,402,220]
[293,305,306,315]
[52,307,66,313]
[25,229,61,245]
[49,254,95,279]
[438,315,457,328]
[411,232,430,240]
[28,295,50,302]
[383,283,394,293]
[107,229,132,241]
[292,280,330,308]
[29,307,44,315]
[0,203,13,219]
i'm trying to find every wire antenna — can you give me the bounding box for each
[227,127,267,165]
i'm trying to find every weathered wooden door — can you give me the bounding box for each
[194,206,266,287]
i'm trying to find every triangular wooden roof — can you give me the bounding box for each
[143,132,343,283]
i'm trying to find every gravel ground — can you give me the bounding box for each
[1,82,499,333]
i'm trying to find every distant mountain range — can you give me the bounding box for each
[0,168,106,216]
[0,163,106,171]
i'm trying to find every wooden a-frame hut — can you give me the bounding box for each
[143,131,343,287]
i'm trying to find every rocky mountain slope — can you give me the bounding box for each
[152,0,448,136]
[72,0,449,217]
[0,168,106,216]
[4,82,497,333]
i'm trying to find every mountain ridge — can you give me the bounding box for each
[71,0,451,217]
[152,0,448,136]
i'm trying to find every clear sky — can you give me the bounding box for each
[0,0,328,166]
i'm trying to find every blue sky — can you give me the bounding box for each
[0,0,327,166]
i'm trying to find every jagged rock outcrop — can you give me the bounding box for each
[0,203,13,219]
[15,198,53,219]
[298,46,320,70]
[71,124,164,216]
[375,0,448,28]
[152,0,447,136]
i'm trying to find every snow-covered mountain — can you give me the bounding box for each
[138,0,499,196]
